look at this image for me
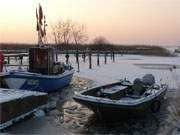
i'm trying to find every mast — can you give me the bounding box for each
[36,4,47,46]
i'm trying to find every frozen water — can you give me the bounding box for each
[34,110,45,117]
[5,54,180,89]
[64,54,180,89]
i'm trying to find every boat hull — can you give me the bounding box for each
[73,82,167,119]
[74,92,165,119]
[3,69,74,93]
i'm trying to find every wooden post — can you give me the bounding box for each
[89,50,92,69]
[76,50,80,72]
[56,50,58,62]
[20,56,23,65]
[82,51,86,63]
[65,53,69,64]
[104,52,107,64]
[113,51,115,62]
[97,51,100,66]
[76,51,78,63]
[7,56,10,64]
[111,51,113,60]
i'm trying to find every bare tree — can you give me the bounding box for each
[51,19,88,45]
[71,23,88,45]
[51,24,58,44]
[50,21,63,44]
[62,20,73,45]
[51,19,72,45]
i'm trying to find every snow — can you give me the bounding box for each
[5,54,180,89]
[62,54,180,89]
[0,88,47,103]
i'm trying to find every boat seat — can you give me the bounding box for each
[99,85,128,100]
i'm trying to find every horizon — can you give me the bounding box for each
[0,0,180,46]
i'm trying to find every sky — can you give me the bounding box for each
[0,0,179,46]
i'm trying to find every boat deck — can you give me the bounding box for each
[0,88,48,130]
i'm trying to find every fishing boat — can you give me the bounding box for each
[3,47,74,92]
[73,74,168,119]
[3,4,74,93]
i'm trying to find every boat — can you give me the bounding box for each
[73,74,168,119]
[3,48,74,93]
[2,5,74,93]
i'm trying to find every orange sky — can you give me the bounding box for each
[0,0,180,46]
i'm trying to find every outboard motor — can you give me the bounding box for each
[142,74,155,86]
[132,78,144,96]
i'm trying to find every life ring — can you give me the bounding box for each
[151,100,161,113]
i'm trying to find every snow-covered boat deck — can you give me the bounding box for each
[0,88,48,130]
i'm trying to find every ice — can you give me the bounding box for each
[67,54,180,89]
[5,54,180,89]
[34,110,45,117]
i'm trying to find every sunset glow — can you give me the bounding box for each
[0,0,180,45]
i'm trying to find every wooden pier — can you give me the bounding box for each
[3,50,117,72]
[0,88,48,130]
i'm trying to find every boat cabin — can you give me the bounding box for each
[29,47,64,75]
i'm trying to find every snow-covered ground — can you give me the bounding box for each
[58,54,180,89]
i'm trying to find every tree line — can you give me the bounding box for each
[0,19,172,56]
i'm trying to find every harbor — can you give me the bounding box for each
[0,1,180,135]
[1,53,180,134]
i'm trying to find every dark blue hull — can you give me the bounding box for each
[4,69,74,93]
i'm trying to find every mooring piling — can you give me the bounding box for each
[55,49,58,62]
[76,50,80,72]
[19,55,23,65]
[89,50,92,69]
[65,53,69,64]
[3,50,118,72]
[97,51,100,66]
[113,51,115,62]
[82,51,86,63]
[111,51,113,60]
[104,52,107,64]
[7,56,10,64]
